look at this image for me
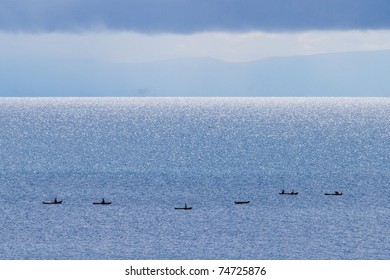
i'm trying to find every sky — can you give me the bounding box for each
[1,0,390,96]
[2,0,390,33]
[1,0,390,62]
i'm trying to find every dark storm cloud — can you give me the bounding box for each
[1,0,390,33]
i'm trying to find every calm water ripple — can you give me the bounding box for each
[0,97,389,259]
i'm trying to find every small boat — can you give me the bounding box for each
[279,190,298,195]
[175,203,192,210]
[234,201,250,204]
[325,191,343,196]
[93,198,111,205]
[42,198,62,204]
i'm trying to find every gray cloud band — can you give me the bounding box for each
[1,0,390,33]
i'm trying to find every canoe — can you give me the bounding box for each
[175,203,192,210]
[234,201,250,204]
[324,192,342,196]
[279,192,298,195]
[174,207,192,210]
[93,202,112,205]
[42,201,62,204]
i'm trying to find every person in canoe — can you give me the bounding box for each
[93,198,111,205]
[174,203,192,210]
[325,191,342,195]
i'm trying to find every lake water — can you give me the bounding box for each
[0,97,389,260]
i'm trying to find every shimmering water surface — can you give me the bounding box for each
[0,97,389,259]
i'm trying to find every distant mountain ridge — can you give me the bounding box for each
[1,50,390,96]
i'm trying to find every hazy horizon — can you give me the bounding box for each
[1,1,390,97]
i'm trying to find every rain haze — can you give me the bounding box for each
[1,0,390,96]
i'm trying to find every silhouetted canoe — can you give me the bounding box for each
[325,192,343,196]
[234,201,250,204]
[175,203,192,210]
[93,198,111,205]
[174,207,192,210]
[93,201,112,205]
[42,200,62,204]
[279,191,298,195]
